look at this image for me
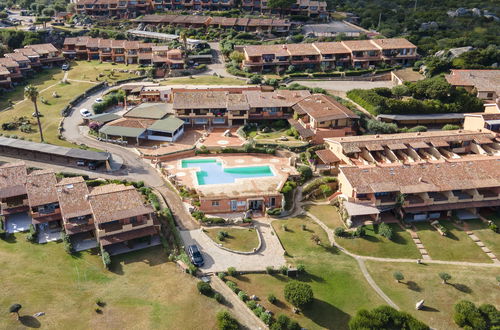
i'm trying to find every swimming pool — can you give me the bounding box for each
[181,159,274,185]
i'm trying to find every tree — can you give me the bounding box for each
[392,85,409,99]
[9,304,22,320]
[179,31,187,51]
[229,51,245,64]
[41,7,55,17]
[378,222,393,240]
[24,85,44,142]
[197,281,213,296]
[439,272,451,284]
[349,305,429,330]
[393,271,404,283]
[284,281,313,308]
[453,300,490,329]
[267,0,295,17]
[216,310,239,330]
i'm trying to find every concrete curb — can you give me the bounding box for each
[200,225,262,255]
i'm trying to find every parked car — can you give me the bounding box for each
[88,162,97,170]
[80,108,92,118]
[76,160,86,166]
[187,244,204,267]
[94,98,103,103]
[62,63,70,71]
[27,25,36,31]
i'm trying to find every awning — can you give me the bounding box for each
[387,143,407,150]
[343,201,380,216]
[409,141,429,149]
[430,140,449,148]
[148,117,184,133]
[315,149,340,164]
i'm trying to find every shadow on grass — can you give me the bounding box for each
[406,281,422,292]
[109,246,166,275]
[273,299,288,309]
[451,283,472,294]
[299,272,325,283]
[362,235,380,243]
[2,233,17,243]
[321,244,340,255]
[420,305,440,312]
[236,274,251,283]
[303,298,350,329]
[19,315,41,328]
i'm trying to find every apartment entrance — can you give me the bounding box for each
[248,199,263,211]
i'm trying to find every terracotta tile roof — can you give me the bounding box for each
[226,93,249,111]
[25,43,59,54]
[341,40,379,52]
[445,70,500,94]
[312,42,350,54]
[0,162,27,199]
[107,117,156,129]
[371,38,417,50]
[173,91,228,109]
[98,39,112,48]
[55,177,92,220]
[0,58,19,68]
[326,130,496,154]
[285,43,320,56]
[14,48,39,57]
[0,65,9,76]
[244,44,290,57]
[88,184,153,224]
[111,39,125,48]
[4,53,30,62]
[152,45,170,52]
[244,90,311,108]
[26,170,58,207]
[340,158,500,194]
[292,94,359,122]
[316,149,340,164]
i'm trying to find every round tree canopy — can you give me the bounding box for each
[9,304,22,313]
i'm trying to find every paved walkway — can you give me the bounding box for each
[408,227,430,260]
[180,219,285,273]
[211,276,267,330]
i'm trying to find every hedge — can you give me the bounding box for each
[344,69,372,76]
[311,72,342,78]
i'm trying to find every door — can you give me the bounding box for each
[230,200,237,211]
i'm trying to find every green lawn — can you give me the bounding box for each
[229,216,383,329]
[465,219,500,257]
[66,61,141,83]
[337,223,421,259]
[161,76,247,86]
[305,204,345,229]
[204,227,259,252]
[0,233,220,329]
[246,127,307,147]
[414,221,491,263]
[366,260,500,329]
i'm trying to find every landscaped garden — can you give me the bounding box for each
[414,220,492,263]
[464,219,500,257]
[0,233,220,329]
[336,223,421,259]
[365,260,500,329]
[204,227,259,252]
[227,215,383,329]
[305,204,345,230]
[66,61,142,83]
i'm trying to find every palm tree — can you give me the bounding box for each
[179,31,187,52]
[24,85,44,142]
[9,304,22,320]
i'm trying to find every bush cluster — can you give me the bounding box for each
[453,300,499,329]
[349,305,429,330]
[92,90,125,114]
[283,281,313,308]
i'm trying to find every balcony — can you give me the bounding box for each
[477,188,499,200]
[428,192,449,203]
[97,218,153,237]
[1,199,29,215]
[242,60,263,66]
[31,208,62,223]
[229,111,249,119]
[404,194,426,207]
[452,190,473,201]
[375,194,396,206]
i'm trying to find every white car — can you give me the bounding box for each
[94,98,103,103]
[80,108,92,118]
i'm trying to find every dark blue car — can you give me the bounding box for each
[187,244,204,267]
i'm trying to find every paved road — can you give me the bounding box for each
[180,220,286,273]
[289,80,394,98]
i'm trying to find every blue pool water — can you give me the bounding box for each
[181,159,274,185]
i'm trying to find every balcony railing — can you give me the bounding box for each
[97,218,153,237]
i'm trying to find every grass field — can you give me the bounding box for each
[0,233,220,329]
[204,227,259,252]
[228,216,383,329]
[66,61,141,83]
[161,76,247,86]
[305,204,345,229]
[414,221,491,263]
[337,223,421,259]
[365,260,500,329]
[465,219,500,257]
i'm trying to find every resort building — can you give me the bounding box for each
[62,37,184,69]
[0,43,63,90]
[25,170,63,243]
[322,130,500,225]
[87,184,159,255]
[75,0,153,18]
[290,94,359,143]
[55,177,96,248]
[0,162,29,222]
[242,38,418,73]
[135,15,292,34]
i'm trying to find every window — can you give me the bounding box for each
[237,201,246,206]
[487,92,493,98]
[212,201,220,206]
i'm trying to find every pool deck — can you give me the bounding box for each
[162,154,298,198]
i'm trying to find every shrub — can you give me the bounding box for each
[192,210,205,221]
[354,226,366,238]
[218,272,227,280]
[217,231,226,242]
[349,305,429,330]
[297,166,312,183]
[284,281,313,308]
[226,281,238,292]
[266,266,275,274]
[488,223,498,233]
[267,293,277,304]
[280,265,289,275]
[439,272,451,284]
[296,264,306,274]
[101,249,111,269]
[227,267,237,277]
[453,300,488,329]
[216,310,239,330]
[26,224,37,243]
[393,271,404,283]
[246,300,257,309]
[379,223,393,240]
[260,312,272,325]
[442,124,461,130]
[61,232,74,254]
[334,227,346,237]
[214,293,224,304]
[266,208,282,216]
[197,281,213,296]
[271,314,301,330]
[238,290,248,301]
